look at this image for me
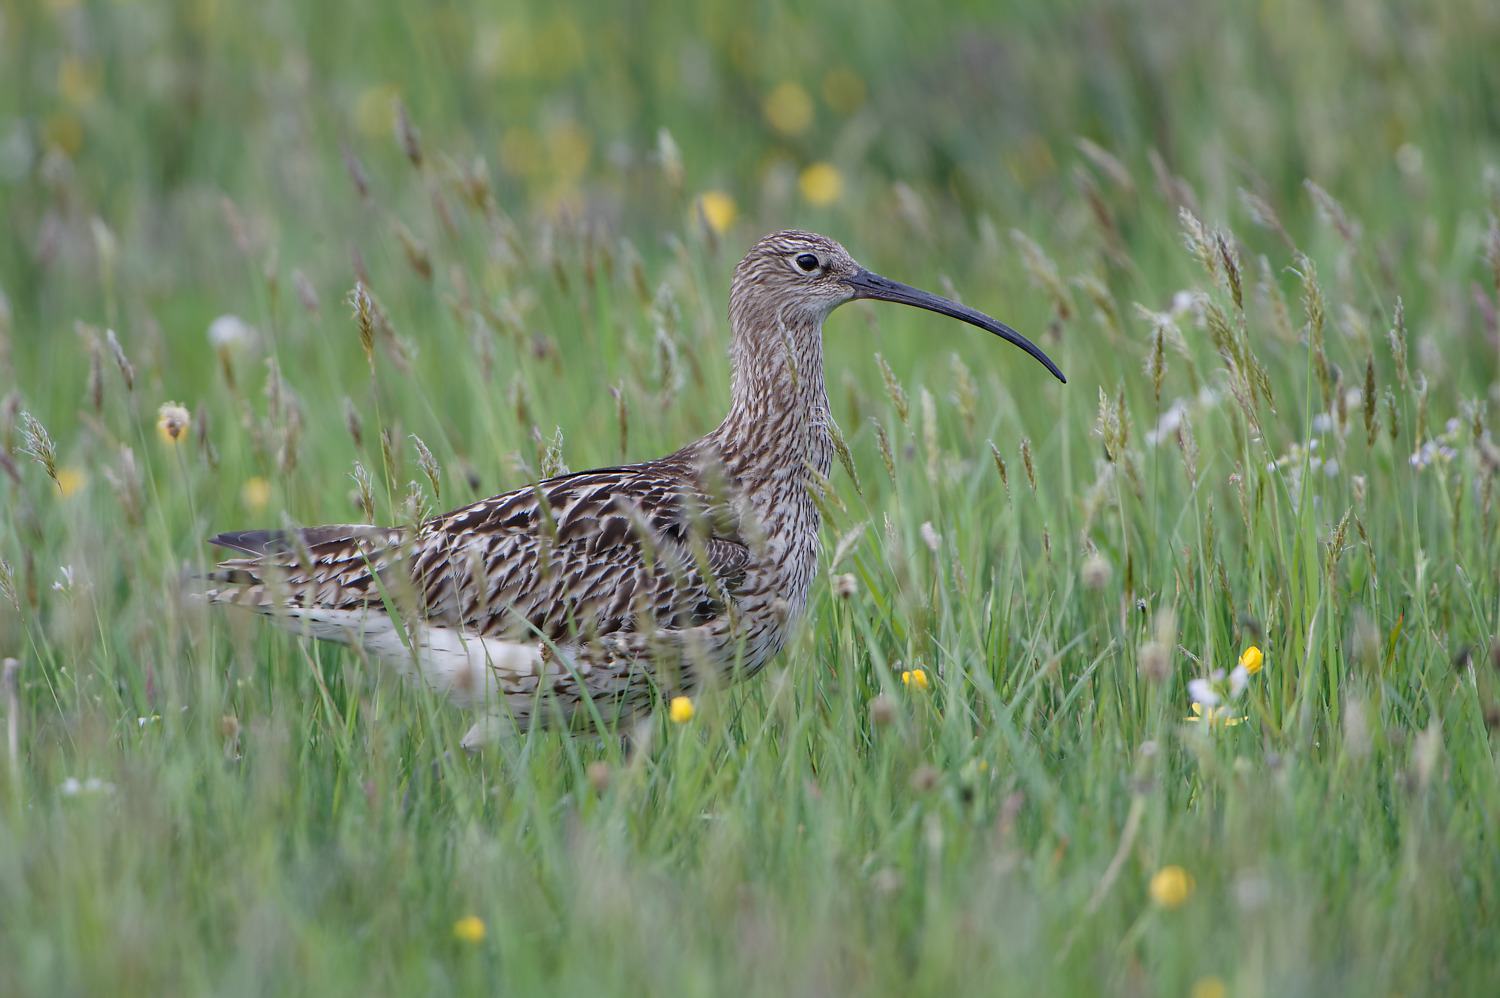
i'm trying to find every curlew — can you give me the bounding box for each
[204,231,1065,748]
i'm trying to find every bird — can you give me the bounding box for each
[203,230,1065,749]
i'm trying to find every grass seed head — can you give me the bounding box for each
[343,397,363,448]
[1384,387,1401,442]
[1215,231,1243,311]
[1238,187,1292,247]
[102,445,143,525]
[1146,324,1167,407]
[910,764,940,792]
[1388,297,1408,387]
[987,440,1010,498]
[1305,178,1360,250]
[19,411,59,486]
[873,354,909,428]
[1138,641,1170,683]
[655,127,683,189]
[391,96,422,168]
[347,282,376,372]
[920,387,938,483]
[1413,372,1428,444]
[1075,136,1135,195]
[392,220,432,281]
[105,329,134,391]
[292,268,319,313]
[949,353,976,440]
[586,760,611,793]
[1011,228,1074,320]
[1178,207,1218,283]
[348,461,375,523]
[1020,437,1036,494]
[0,560,18,611]
[339,140,371,200]
[541,426,569,479]
[872,418,896,483]
[1080,553,1110,591]
[87,343,103,413]
[411,433,441,501]
[156,402,190,443]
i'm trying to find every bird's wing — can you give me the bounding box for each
[207,462,751,643]
[411,464,751,641]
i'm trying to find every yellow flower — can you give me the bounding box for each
[56,467,86,498]
[1148,865,1194,908]
[669,695,693,723]
[1186,702,1244,727]
[901,668,929,691]
[43,112,84,157]
[821,67,866,114]
[799,162,844,206]
[694,191,737,234]
[1190,976,1227,998]
[545,120,591,183]
[1240,645,1264,674]
[354,84,401,139]
[156,402,191,444]
[241,477,271,512]
[452,915,485,943]
[499,127,542,177]
[763,82,814,136]
[57,57,101,106]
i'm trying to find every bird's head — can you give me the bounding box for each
[730,230,1066,384]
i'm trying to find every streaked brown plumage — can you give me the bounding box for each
[204,231,1065,748]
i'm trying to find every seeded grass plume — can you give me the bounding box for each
[1,1,1499,995]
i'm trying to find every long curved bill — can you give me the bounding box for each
[842,269,1066,384]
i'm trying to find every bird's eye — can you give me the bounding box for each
[794,253,820,272]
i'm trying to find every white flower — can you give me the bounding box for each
[208,314,258,351]
[1188,678,1220,707]
[60,776,116,797]
[1229,663,1249,697]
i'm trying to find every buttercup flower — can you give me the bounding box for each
[694,191,736,234]
[452,915,485,943]
[799,162,844,205]
[902,668,929,691]
[669,696,694,723]
[1239,645,1264,674]
[241,477,271,512]
[1187,702,1243,727]
[1149,865,1194,908]
[1190,976,1228,998]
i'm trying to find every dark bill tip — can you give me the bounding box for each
[842,269,1066,384]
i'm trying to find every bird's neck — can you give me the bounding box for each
[710,304,833,485]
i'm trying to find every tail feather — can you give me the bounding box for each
[203,523,407,610]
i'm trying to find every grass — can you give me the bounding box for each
[2,0,1500,993]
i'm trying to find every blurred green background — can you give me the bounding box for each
[2,0,1500,995]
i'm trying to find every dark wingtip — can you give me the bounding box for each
[207,529,278,556]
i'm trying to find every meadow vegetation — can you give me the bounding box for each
[1,0,1499,993]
